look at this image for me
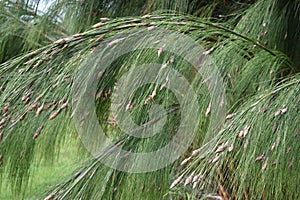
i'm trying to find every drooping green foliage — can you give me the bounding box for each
[235,0,300,70]
[0,0,299,199]
[0,0,67,63]
[0,0,253,63]
[175,75,299,199]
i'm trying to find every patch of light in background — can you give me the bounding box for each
[26,0,56,13]
[7,0,55,12]
[36,0,55,12]
[28,0,64,22]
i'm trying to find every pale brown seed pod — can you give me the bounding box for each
[49,109,62,120]
[52,83,58,89]
[140,22,150,26]
[262,157,269,172]
[73,33,83,38]
[2,104,9,114]
[191,148,202,156]
[176,21,187,25]
[200,183,205,191]
[96,90,102,100]
[0,131,3,141]
[203,47,214,55]
[161,62,168,70]
[150,88,157,99]
[107,38,125,47]
[295,129,299,138]
[80,112,90,122]
[51,48,63,56]
[157,48,163,57]
[29,102,39,111]
[216,143,227,153]
[238,125,250,138]
[100,17,110,21]
[169,56,175,64]
[144,97,151,105]
[58,98,67,105]
[33,125,44,140]
[54,38,66,45]
[125,102,134,111]
[160,77,169,90]
[142,14,152,19]
[255,154,264,162]
[97,69,105,79]
[288,156,294,170]
[273,123,279,133]
[36,103,44,115]
[115,140,124,147]
[264,40,269,46]
[262,105,270,113]
[281,107,288,114]
[228,144,234,152]
[95,36,104,42]
[44,192,56,200]
[170,174,184,189]
[180,156,191,166]
[35,94,43,102]
[20,113,27,121]
[60,102,68,110]
[108,116,117,127]
[43,49,52,54]
[274,110,281,117]
[192,175,199,184]
[44,102,55,111]
[194,174,203,183]
[92,22,104,28]
[275,106,288,117]
[117,102,123,109]
[284,32,288,40]
[286,147,292,154]
[23,58,36,65]
[10,115,18,123]
[205,103,211,117]
[106,88,111,97]
[271,142,276,151]
[212,154,221,163]
[65,74,71,79]
[192,181,199,189]
[33,60,44,68]
[184,172,194,186]
[0,117,7,126]
[42,57,51,61]
[158,185,162,192]
[21,94,29,101]
[225,113,236,120]
[70,110,76,118]
[144,88,157,104]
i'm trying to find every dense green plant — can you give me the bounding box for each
[0,0,299,199]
